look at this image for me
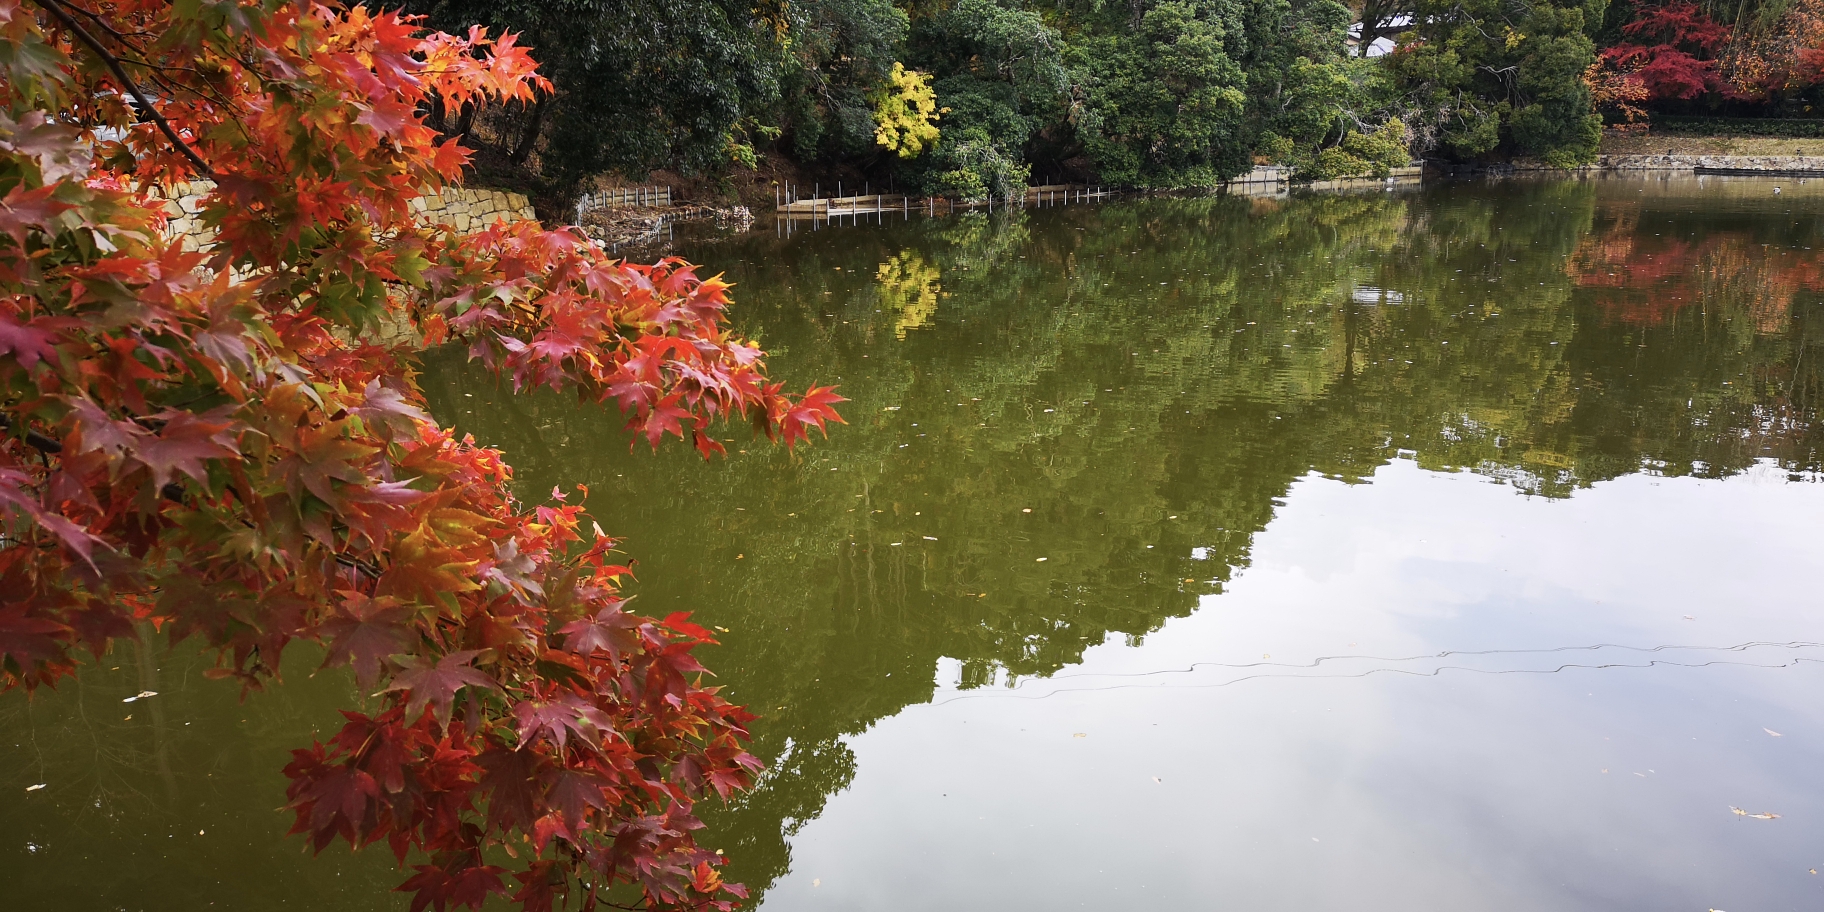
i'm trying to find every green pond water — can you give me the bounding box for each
[10,175,1824,910]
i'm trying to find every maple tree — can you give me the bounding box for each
[0,2,843,910]
[1598,1,1732,101]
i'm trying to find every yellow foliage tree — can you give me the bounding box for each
[873,62,942,158]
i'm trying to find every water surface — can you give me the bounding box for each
[8,175,1824,910]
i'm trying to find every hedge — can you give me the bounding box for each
[1649,116,1824,138]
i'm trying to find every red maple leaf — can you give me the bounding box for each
[0,606,69,674]
[382,650,500,728]
[478,746,541,832]
[0,313,61,369]
[556,602,638,662]
[133,410,241,488]
[775,385,848,450]
[399,862,510,912]
[319,593,415,687]
[545,768,611,831]
[511,691,614,752]
[294,763,380,851]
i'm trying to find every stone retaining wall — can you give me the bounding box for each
[1508,154,1824,173]
[159,181,536,247]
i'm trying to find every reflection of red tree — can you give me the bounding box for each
[1567,212,1824,330]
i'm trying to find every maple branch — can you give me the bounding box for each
[0,414,62,455]
[33,0,216,179]
[53,0,149,53]
[0,414,190,502]
[335,554,384,579]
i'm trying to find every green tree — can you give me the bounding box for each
[1390,0,1607,166]
[1072,1,1254,186]
[404,0,786,186]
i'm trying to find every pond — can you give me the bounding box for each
[8,175,1824,910]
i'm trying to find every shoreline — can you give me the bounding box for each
[1500,153,1824,176]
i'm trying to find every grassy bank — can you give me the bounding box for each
[1598,132,1824,157]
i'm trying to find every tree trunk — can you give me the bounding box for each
[455,101,477,142]
[511,96,549,165]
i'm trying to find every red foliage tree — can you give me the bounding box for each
[1599,1,1732,100]
[0,2,841,910]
